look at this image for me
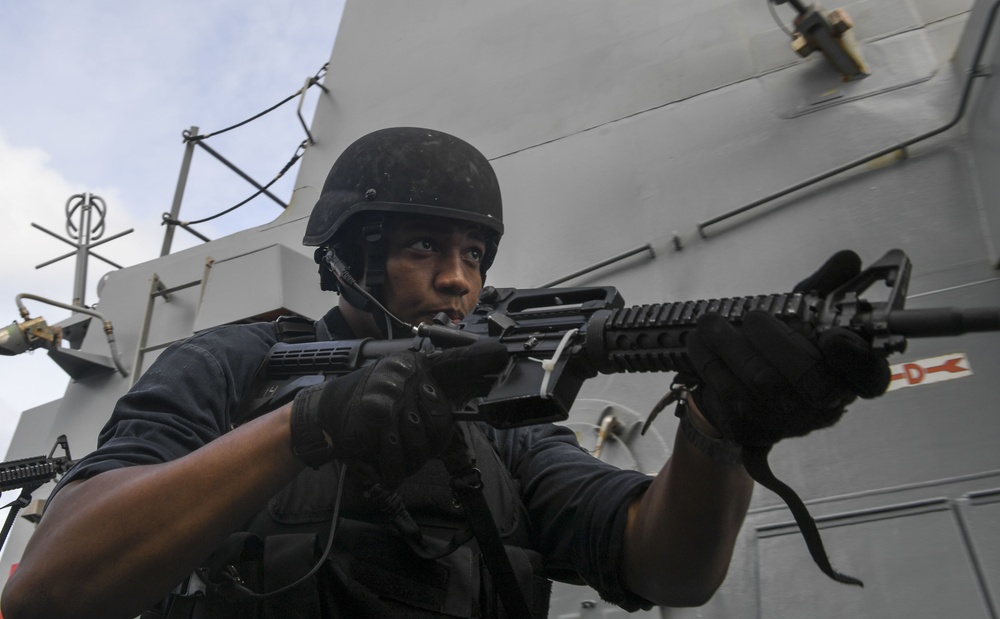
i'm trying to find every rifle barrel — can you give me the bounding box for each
[886,308,1000,337]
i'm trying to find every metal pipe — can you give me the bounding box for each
[296,65,330,145]
[70,193,93,307]
[297,76,317,146]
[172,220,212,243]
[756,497,950,536]
[131,274,163,385]
[32,224,132,269]
[35,248,125,271]
[152,279,201,298]
[539,243,656,287]
[14,294,128,377]
[953,497,1000,619]
[697,0,1000,236]
[748,467,1000,515]
[191,140,288,209]
[161,127,199,257]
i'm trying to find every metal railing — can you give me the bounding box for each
[159,64,328,256]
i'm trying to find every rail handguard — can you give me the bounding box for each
[0,436,73,552]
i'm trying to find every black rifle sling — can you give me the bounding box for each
[662,378,863,587]
[274,315,319,343]
[0,485,41,552]
[741,445,863,586]
[442,433,534,619]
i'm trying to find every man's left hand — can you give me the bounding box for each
[685,250,891,447]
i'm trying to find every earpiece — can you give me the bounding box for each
[323,247,358,286]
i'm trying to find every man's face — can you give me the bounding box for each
[378,215,488,326]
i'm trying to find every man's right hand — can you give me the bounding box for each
[290,340,508,487]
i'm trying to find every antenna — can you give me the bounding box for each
[30,193,133,309]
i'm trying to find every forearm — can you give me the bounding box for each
[622,420,753,607]
[2,404,305,619]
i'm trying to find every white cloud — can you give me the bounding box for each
[0,1,345,458]
[0,132,157,434]
[0,131,157,310]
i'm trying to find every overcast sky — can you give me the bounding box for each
[0,1,345,461]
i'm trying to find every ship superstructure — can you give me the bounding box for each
[2,1,999,616]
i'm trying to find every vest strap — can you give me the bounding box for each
[442,435,535,618]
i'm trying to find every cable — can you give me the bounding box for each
[184,63,328,143]
[162,63,329,232]
[323,249,414,333]
[223,461,346,600]
[161,140,307,227]
[767,0,796,39]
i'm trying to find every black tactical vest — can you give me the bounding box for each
[144,313,551,618]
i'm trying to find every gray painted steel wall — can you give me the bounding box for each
[2,0,998,616]
[297,2,999,614]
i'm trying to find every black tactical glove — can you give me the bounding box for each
[687,250,891,447]
[289,340,509,488]
[682,251,892,587]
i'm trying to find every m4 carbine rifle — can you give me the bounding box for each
[0,435,73,552]
[242,248,1000,587]
[249,249,1000,428]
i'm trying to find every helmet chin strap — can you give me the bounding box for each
[322,248,412,338]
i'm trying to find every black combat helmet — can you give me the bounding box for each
[304,127,503,294]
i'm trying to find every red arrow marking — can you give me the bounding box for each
[926,358,968,374]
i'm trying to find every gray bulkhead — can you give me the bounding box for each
[2,0,999,616]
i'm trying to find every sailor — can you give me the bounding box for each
[2,127,889,619]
